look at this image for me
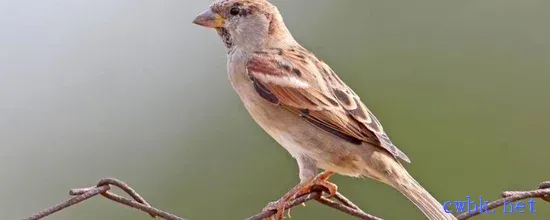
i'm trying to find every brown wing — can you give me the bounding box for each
[247,47,410,163]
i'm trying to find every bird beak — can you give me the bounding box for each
[192,9,225,28]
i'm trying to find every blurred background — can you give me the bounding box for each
[1,0,549,219]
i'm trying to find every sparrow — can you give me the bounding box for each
[193,1,456,219]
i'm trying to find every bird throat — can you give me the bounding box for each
[215,27,233,50]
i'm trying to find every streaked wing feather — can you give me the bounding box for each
[247,47,410,163]
[318,61,411,163]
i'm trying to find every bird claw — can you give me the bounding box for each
[262,199,289,220]
[262,172,338,220]
[313,179,338,198]
[298,173,338,198]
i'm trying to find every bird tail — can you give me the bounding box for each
[385,169,456,220]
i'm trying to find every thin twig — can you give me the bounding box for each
[316,197,382,220]
[334,192,362,210]
[457,181,550,219]
[23,185,110,220]
[23,178,184,220]
[246,191,323,220]
[24,178,550,220]
[246,187,382,220]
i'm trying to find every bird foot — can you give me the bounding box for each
[262,172,338,220]
[296,171,338,198]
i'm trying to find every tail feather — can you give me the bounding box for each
[387,171,456,220]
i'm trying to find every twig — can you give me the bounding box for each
[334,192,362,210]
[457,181,550,219]
[23,185,110,220]
[23,178,184,220]
[246,191,324,220]
[24,178,550,220]
[315,197,382,220]
[246,186,381,220]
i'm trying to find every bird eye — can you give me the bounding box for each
[229,7,240,16]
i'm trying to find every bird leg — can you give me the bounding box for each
[262,171,337,220]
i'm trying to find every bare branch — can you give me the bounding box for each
[246,187,382,220]
[457,181,550,219]
[23,178,184,220]
[23,178,549,220]
[315,195,382,220]
[246,191,323,220]
[23,185,110,220]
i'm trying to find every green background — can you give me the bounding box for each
[1,0,549,219]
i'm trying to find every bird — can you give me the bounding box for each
[192,0,456,219]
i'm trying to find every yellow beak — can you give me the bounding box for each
[192,9,225,28]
